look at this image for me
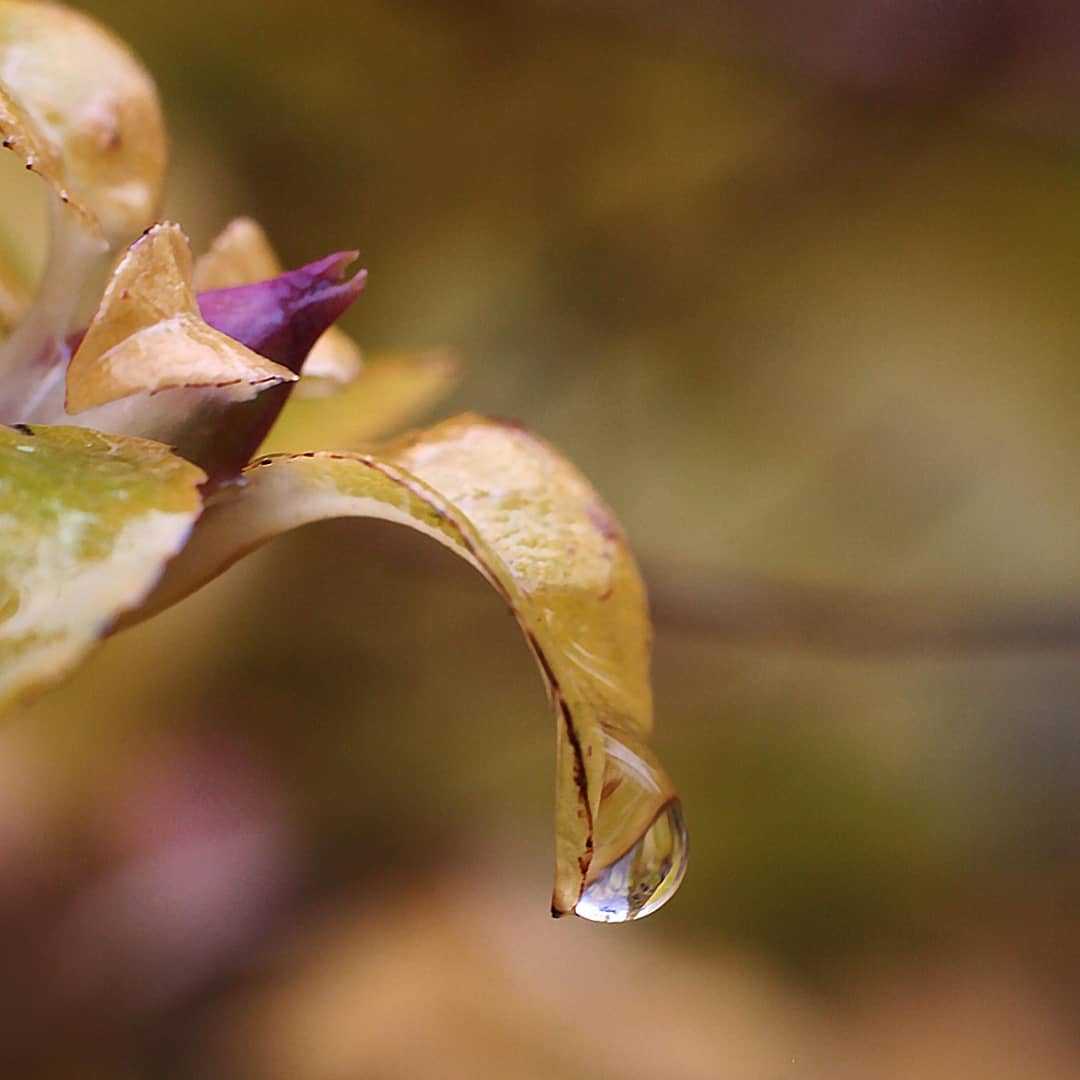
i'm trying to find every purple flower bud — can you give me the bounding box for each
[197,251,366,374]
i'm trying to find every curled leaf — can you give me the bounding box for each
[0,0,166,244]
[0,1,166,416]
[134,414,684,917]
[194,217,363,395]
[0,422,205,711]
[260,349,461,454]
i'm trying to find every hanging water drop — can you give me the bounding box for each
[571,730,689,923]
[575,799,688,923]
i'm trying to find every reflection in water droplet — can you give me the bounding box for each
[575,799,688,923]
[569,725,689,924]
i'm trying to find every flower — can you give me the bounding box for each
[0,1,686,921]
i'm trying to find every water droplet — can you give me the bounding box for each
[573,730,688,923]
[575,799,688,923]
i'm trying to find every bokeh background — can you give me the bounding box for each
[5,1,1080,1076]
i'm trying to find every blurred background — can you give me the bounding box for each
[5,0,1080,1076]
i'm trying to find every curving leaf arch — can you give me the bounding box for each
[136,413,673,914]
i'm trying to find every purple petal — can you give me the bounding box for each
[190,252,366,481]
[61,252,366,484]
[197,251,366,373]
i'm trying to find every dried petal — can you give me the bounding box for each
[67,223,296,413]
[191,217,280,292]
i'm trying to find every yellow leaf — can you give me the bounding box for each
[0,0,166,245]
[0,1,168,416]
[137,413,687,920]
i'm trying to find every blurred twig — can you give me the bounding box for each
[647,567,1080,656]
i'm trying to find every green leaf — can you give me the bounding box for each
[136,413,675,915]
[0,422,205,711]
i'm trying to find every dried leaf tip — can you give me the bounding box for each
[65,223,297,414]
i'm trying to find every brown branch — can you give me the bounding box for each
[646,568,1080,657]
